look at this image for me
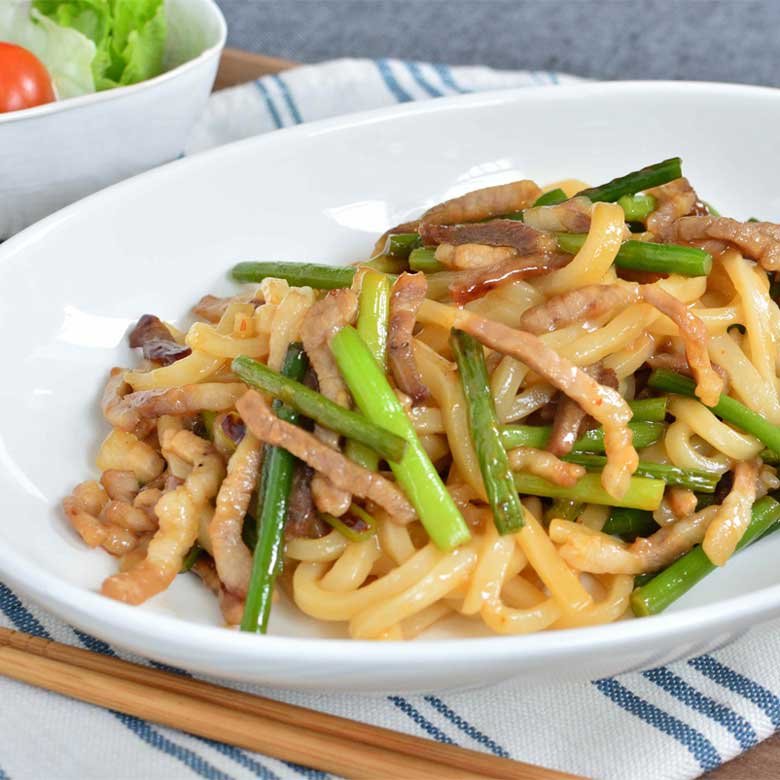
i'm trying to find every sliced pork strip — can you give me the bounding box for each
[553,505,719,574]
[236,390,417,524]
[209,432,263,597]
[546,364,618,457]
[450,253,571,306]
[300,289,359,515]
[436,308,638,499]
[300,289,358,410]
[641,284,723,407]
[420,219,558,256]
[645,178,707,241]
[102,368,154,437]
[546,397,587,458]
[518,281,722,407]
[674,216,780,271]
[420,180,541,226]
[522,196,593,233]
[519,284,636,335]
[702,459,759,566]
[434,243,517,270]
[388,273,430,404]
[126,383,246,418]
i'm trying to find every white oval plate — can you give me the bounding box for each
[3,82,780,693]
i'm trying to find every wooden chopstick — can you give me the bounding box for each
[0,628,584,780]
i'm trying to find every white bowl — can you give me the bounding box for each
[2,81,780,693]
[0,0,226,239]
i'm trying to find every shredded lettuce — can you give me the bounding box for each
[0,0,167,100]
[32,0,113,86]
[0,3,97,98]
[33,0,112,44]
[35,0,167,89]
[111,0,167,86]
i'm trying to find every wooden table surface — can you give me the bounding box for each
[213,47,780,780]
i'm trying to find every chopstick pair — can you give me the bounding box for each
[0,627,583,780]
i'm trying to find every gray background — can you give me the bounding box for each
[216,0,779,86]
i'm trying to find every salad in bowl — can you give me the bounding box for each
[1,0,170,110]
[0,0,226,236]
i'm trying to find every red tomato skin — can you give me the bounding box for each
[0,42,56,113]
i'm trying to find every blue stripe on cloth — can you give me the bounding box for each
[283,762,328,780]
[74,631,282,779]
[594,678,721,772]
[0,583,238,780]
[155,666,294,780]
[423,696,509,757]
[0,582,47,637]
[432,63,470,94]
[689,655,780,729]
[254,79,284,129]
[374,59,413,103]
[387,696,455,744]
[151,660,191,676]
[73,628,113,655]
[193,737,280,780]
[113,715,233,780]
[270,74,303,124]
[403,61,443,98]
[643,667,757,751]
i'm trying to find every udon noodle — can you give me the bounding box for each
[64,159,780,639]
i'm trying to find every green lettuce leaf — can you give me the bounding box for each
[112,0,166,85]
[0,2,97,98]
[33,0,113,86]
[33,0,166,90]
[33,0,111,43]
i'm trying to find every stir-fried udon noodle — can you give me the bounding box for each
[65,158,780,639]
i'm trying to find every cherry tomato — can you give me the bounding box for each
[0,42,56,113]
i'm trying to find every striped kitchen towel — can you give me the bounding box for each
[185,57,581,153]
[3,58,780,780]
